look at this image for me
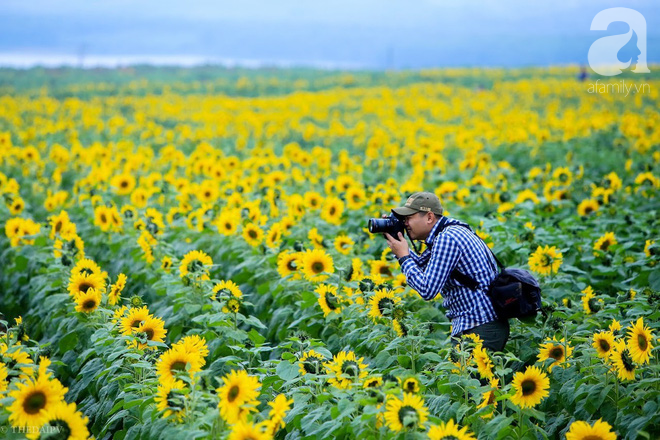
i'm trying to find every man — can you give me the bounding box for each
[384,191,509,351]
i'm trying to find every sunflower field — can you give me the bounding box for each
[0,66,659,440]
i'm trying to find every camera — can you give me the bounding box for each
[368,214,405,236]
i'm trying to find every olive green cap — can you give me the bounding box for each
[392,192,443,217]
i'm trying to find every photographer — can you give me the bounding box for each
[380,192,509,352]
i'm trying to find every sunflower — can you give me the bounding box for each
[67,272,105,298]
[299,349,326,375]
[364,376,384,388]
[645,239,656,258]
[565,419,617,440]
[626,317,654,364]
[528,245,563,276]
[223,297,242,314]
[227,420,270,440]
[392,319,408,337]
[111,173,137,196]
[324,351,369,389]
[609,319,622,334]
[345,186,366,210]
[593,232,617,254]
[179,250,213,280]
[8,358,68,428]
[120,306,152,335]
[537,338,572,372]
[370,260,395,282]
[368,289,401,320]
[161,256,173,272]
[316,284,341,317]
[476,378,499,419]
[242,223,264,247]
[156,346,205,385]
[215,212,239,236]
[308,227,325,248]
[384,393,429,432]
[48,210,76,240]
[107,273,127,306]
[211,280,243,302]
[509,365,550,409]
[592,331,615,359]
[216,369,261,423]
[74,287,102,313]
[581,286,602,314]
[577,198,599,216]
[134,316,167,350]
[0,362,8,392]
[349,258,365,282]
[473,346,494,379]
[155,379,187,422]
[94,206,113,232]
[320,196,344,225]
[402,377,420,394]
[1,343,35,379]
[301,249,334,282]
[334,235,355,255]
[171,335,209,366]
[25,401,90,440]
[304,191,323,210]
[427,419,477,440]
[265,224,283,249]
[277,251,301,280]
[267,394,293,431]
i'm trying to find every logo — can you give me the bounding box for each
[588,7,650,76]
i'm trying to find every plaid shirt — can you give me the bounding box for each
[400,216,499,335]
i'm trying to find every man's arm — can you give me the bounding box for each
[400,233,462,301]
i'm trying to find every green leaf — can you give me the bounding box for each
[276,360,299,381]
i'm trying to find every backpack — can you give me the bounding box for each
[445,224,543,320]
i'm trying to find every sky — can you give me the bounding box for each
[0,0,658,69]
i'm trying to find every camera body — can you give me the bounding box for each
[368,214,405,236]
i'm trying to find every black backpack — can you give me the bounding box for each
[446,224,542,320]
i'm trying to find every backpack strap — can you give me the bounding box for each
[442,223,505,290]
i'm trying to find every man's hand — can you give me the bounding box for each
[384,232,409,259]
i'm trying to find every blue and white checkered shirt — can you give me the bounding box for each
[400,216,499,336]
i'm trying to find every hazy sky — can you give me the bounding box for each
[1,0,658,68]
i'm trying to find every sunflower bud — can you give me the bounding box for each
[130,296,144,308]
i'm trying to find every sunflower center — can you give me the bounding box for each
[549,347,564,360]
[588,298,601,313]
[166,390,184,409]
[601,240,611,251]
[405,381,417,393]
[120,180,128,188]
[637,334,648,351]
[23,390,47,414]
[378,298,395,317]
[227,385,240,402]
[329,207,336,215]
[540,254,551,266]
[187,260,203,273]
[248,229,258,239]
[45,419,71,440]
[598,339,611,352]
[79,282,92,293]
[55,221,63,232]
[581,436,603,440]
[311,262,325,274]
[584,206,594,214]
[397,405,419,428]
[379,266,392,276]
[621,350,635,372]
[341,360,359,378]
[303,358,321,374]
[82,299,97,311]
[521,379,536,396]
[144,328,155,340]
[487,392,496,405]
[170,361,187,372]
[101,214,108,223]
[286,259,297,271]
[325,292,339,310]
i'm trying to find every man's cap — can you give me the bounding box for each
[392,192,443,218]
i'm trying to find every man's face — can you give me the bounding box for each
[403,211,435,240]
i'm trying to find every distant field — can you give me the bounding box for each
[0,66,658,439]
